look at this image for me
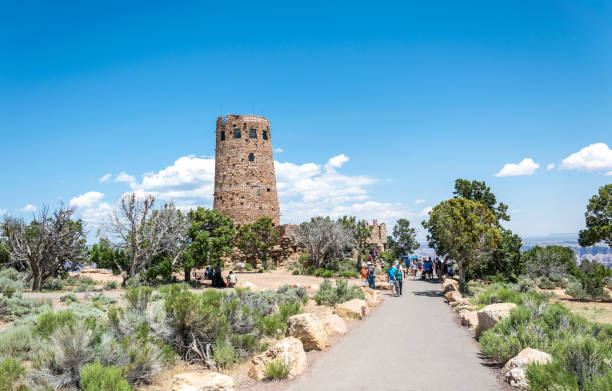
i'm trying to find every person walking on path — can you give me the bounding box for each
[367,262,376,290]
[388,263,397,295]
[394,261,404,296]
[411,258,419,280]
[360,265,368,287]
[228,271,237,288]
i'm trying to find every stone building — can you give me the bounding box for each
[213,114,280,227]
[367,220,388,252]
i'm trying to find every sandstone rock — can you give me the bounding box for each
[375,281,393,291]
[442,278,459,293]
[360,287,381,307]
[318,312,347,336]
[476,303,517,337]
[444,291,462,303]
[248,337,307,381]
[172,372,233,391]
[334,299,369,320]
[502,348,552,389]
[286,313,329,351]
[449,298,470,308]
[305,299,318,307]
[459,310,478,329]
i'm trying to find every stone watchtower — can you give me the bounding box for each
[213,114,280,227]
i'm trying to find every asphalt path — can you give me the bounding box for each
[286,278,507,391]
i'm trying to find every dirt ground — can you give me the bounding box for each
[543,287,612,325]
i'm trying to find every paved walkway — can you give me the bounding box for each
[286,278,506,391]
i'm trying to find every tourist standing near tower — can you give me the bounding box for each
[213,114,280,227]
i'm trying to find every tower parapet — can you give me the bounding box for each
[213,114,280,227]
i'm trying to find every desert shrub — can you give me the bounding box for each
[103,281,118,290]
[322,270,333,278]
[305,265,316,275]
[0,357,27,391]
[0,325,38,360]
[41,278,65,291]
[212,338,237,368]
[313,278,365,306]
[79,362,131,391]
[526,336,612,390]
[576,260,612,300]
[0,293,51,322]
[292,269,300,275]
[313,268,326,277]
[516,278,537,293]
[537,277,556,290]
[473,285,548,306]
[338,271,360,278]
[125,286,153,313]
[480,301,602,363]
[90,294,117,308]
[35,310,78,338]
[298,253,311,265]
[258,269,264,273]
[60,293,78,303]
[259,314,286,338]
[277,302,302,322]
[0,270,24,298]
[75,283,93,293]
[265,359,291,380]
[566,281,588,300]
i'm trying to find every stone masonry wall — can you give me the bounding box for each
[367,222,388,252]
[213,114,280,227]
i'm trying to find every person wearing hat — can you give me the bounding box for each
[360,263,368,287]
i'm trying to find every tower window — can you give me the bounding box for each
[249,128,257,138]
[220,131,225,141]
[266,188,270,192]
[248,153,255,162]
[263,130,268,140]
[233,129,241,138]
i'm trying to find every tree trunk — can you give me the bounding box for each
[184,267,191,282]
[32,273,42,291]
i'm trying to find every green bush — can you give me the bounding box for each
[41,278,65,291]
[322,270,333,278]
[259,314,286,337]
[0,293,51,322]
[313,278,365,306]
[313,268,326,277]
[0,325,38,360]
[566,281,588,300]
[537,277,556,290]
[212,338,237,368]
[473,285,548,306]
[0,357,27,391]
[526,336,612,390]
[298,253,311,265]
[265,359,291,380]
[516,278,537,293]
[277,302,302,323]
[35,310,77,338]
[305,265,316,275]
[338,271,360,278]
[75,283,93,293]
[80,362,132,391]
[103,281,118,290]
[125,286,153,313]
[292,269,300,275]
[60,293,78,303]
[0,270,24,298]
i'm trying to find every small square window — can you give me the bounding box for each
[266,188,270,192]
[233,129,241,138]
[248,153,255,162]
[220,131,225,141]
[249,128,257,138]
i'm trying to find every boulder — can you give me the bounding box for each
[374,281,393,291]
[360,287,382,307]
[449,298,470,308]
[302,306,347,336]
[442,278,459,293]
[334,299,369,320]
[248,337,307,381]
[502,348,552,389]
[286,313,329,351]
[476,303,517,337]
[172,372,233,391]
[444,291,462,303]
[459,310,478,329]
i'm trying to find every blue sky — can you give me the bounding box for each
[1,1,611,241]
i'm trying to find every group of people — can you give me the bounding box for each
[359,256,454,297]
[201,266,238,288]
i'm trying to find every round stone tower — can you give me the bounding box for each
[213,114,280,227]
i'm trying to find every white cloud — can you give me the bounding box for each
[415,199,426,204]
[546,164,555,171]
[494,158,539,177]
[70,192,112,228]
[274,148,284,153]
[606,171,612,176]
[19,204,38,212]
[560,143,612,171]
[115,172,136,183]
[0,208,6,215]
[326,154,349,169]
[99,173,112,183]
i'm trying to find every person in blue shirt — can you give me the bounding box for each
[388,264,397,295]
